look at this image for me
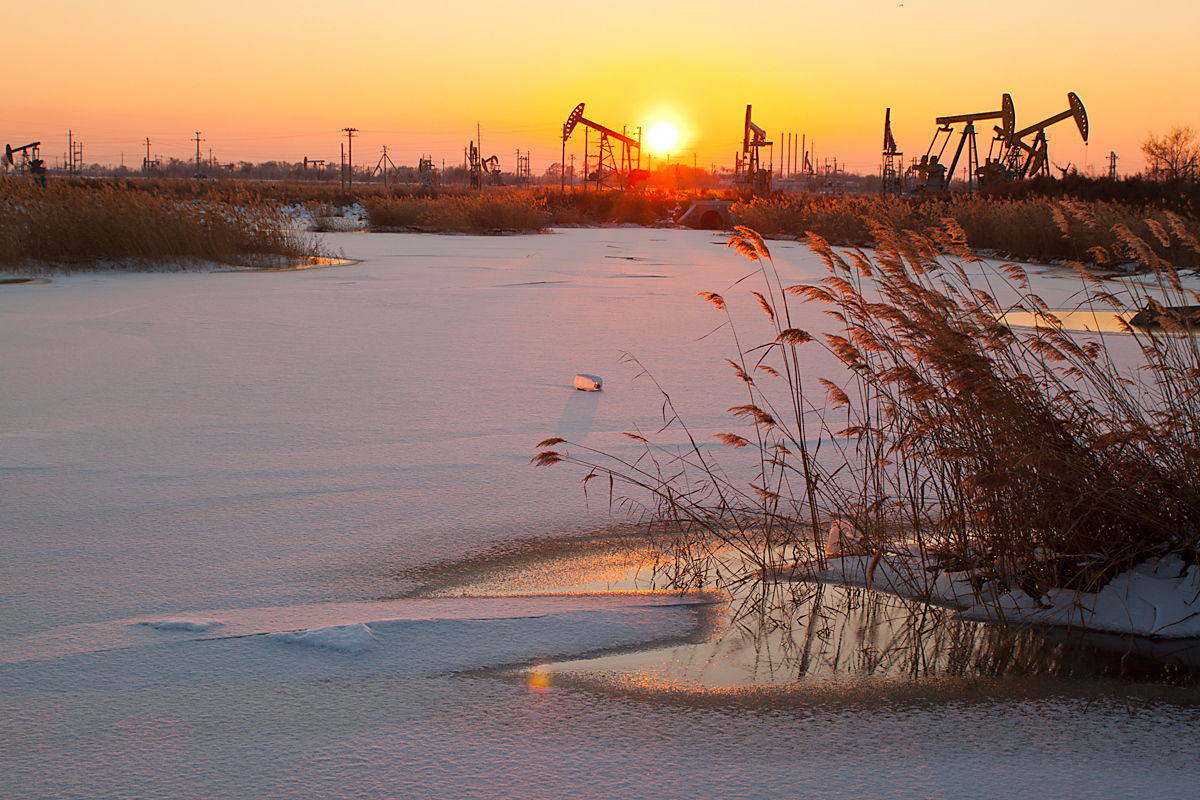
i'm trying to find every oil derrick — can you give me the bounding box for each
[985,92,1088,184]
[909,94,1014,193]
[561,103,643,191]
[880,108,903,195]
[737,105,772,194]
[418,156,438,186]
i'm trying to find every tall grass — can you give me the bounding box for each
[364,190,551,233]
[0,178,320,270]
[363,188,689,232]
[733,194,1200,268]
[539,190,682,227]
[535,211,1200,604]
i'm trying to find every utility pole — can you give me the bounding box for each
[193,131,204,177]
[67,130,80,174]
[144,138,151,175]
[343,127,357,189]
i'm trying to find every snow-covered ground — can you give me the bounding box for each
[3,229,1200,799]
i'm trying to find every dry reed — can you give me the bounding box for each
[535,210,1200,605]
[364,190,551,233]
[0,178,320,270]
[733,194,1200,268]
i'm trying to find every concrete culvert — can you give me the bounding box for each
[678,200,734,230]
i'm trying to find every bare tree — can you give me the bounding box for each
[1141,125,1199,180]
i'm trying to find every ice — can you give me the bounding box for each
[270,621,376,652]
[139,619,223,633]
[4,229,1200,799]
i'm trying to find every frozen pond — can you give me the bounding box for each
[3,228,1199,799]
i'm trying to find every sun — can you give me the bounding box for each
[646,120,680,154]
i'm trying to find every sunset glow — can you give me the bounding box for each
[646,121,680,154]
[4,1,1198,174]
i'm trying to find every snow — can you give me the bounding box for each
[793,550,1200,639]
[574,373,603,391]
[281,201,369,231]
[3,228,1200,799]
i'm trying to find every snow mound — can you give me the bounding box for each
[268,622,377,653]
[794,552,1200,638]
[966,555,1200,637]
[139,619,224,633]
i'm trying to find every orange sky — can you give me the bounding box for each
[5,0,1198,177]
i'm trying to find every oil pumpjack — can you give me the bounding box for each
[881,109,903,195]
[4,141,42,173]
[467,142,500,188]
[738,105,772,194]
[981,92,1088,185]
[909,94,1015,193]
[560,103,644,191]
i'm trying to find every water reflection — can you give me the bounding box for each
[996,307,1132,333]
[406,534,1200,701]
[732,581,1200,684]
[541,580,1200,706]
